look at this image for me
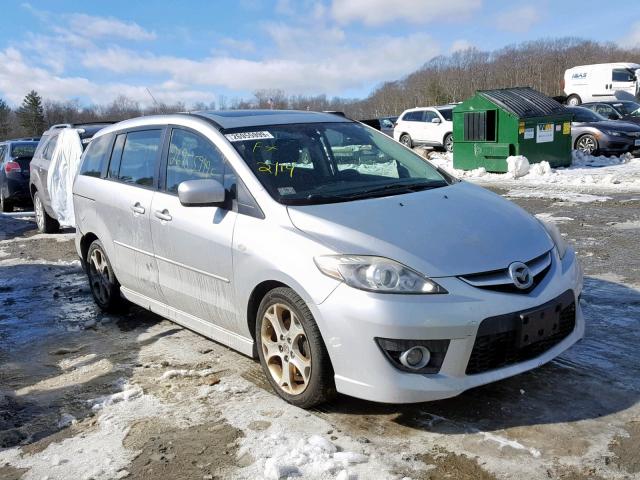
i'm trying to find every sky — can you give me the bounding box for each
[0,0,639,108]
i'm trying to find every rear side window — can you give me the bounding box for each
[402,111,423,122]
[79,135,112,178]
[111,130,162,187]
[166,129,225,193]
[42,134,59,161]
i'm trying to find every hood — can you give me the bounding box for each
[580,120,640,132]
[287,182,553,278]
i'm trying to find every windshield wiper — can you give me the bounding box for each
[339,181,446,200]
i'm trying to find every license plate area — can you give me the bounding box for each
[518,302,562,347]
[634,139,640,147]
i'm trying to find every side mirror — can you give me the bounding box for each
[178,179,226,207]
[609,113,620,120]
[431,117,441,124]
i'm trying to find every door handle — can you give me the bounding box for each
[130,203,145,214]
[154,209,172,222]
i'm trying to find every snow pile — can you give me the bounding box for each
[424,149,640,199]
[254,433,368,480]
[571,150,633,167]
[506,155,530,178]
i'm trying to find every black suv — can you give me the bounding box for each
[0,139,40,212]
[30,123,112,232]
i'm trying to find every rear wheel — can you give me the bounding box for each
[33,191,59,233]
[86,240,122,312]
[443,133,453,153]
[399,134,413,148]
[0,194,12,213]
[566,94,581,106]
[256,287,335,408]
[576,134,598,155]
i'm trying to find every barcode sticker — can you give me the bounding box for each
[225,131,274,142]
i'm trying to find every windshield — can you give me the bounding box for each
[613,102,640,116]
[227,122,450,205]
[569,107,606,123]
[10,143,37,157]
[438,108,453,121]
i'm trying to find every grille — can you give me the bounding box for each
[466,290,576,375]
[459,251,551,294]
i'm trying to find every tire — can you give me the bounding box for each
[566,94,581,106]
[399,134,413,148]
[575,134,598,155]
[86,239,123,312]
[443,133,453,153]
[0,194,12,213]
[256,287,336,408]
[33,191,59,233]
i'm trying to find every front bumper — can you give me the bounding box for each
[598,135,638,153]
[311,247,584,403]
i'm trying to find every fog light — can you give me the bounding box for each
[399,346,431,370]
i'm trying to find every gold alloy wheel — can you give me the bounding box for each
[261,303,312,395]
[88,248,111,305]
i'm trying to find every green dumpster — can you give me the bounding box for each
[452,87,573,172]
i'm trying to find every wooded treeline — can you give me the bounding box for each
[2,38,640,140]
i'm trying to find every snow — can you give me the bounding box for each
[160,367,218,379]
[506,155,530,178]
[424,149,640,201]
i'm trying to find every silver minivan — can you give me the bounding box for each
[73,110,584,408]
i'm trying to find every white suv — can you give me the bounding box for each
[394,106,454,152]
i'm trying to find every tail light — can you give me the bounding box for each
[4,161,21,174]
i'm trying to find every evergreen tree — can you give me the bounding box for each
[0,99,11,140]
[17,90,45,136]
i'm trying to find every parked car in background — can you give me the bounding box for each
[566,106,640,155]
[73,110,583,408]
[0,139,39,212]
[394,106,454,151]
[581,100,640,125]
[563,63,640,106]
[30,122,112,232]
[360,116,397,136]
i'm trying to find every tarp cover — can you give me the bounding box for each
[47,128,83,227]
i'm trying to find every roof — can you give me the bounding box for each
[566,63,640,71]
[477,87,569,119]
[191,110,351,129]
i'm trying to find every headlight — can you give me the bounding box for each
[538,219,568,259]
[314,255,447,294]
[602,129,621,137]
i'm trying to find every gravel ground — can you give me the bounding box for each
[0,190,639,480]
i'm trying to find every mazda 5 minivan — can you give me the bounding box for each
[73,110,584,408]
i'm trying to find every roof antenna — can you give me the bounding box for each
[146,88,160,113]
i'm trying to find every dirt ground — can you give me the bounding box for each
[0,189,639,479]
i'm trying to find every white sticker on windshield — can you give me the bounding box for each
[225,131,274,142]
[278,187,296,195]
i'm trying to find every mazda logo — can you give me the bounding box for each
[508,262,533,290]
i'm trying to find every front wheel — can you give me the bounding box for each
[33,191,59,233]
[576,134,598,155]
[86,240,122,312]
[399,134,413,148]
[443,133,453,152]
[256,287,335,408]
